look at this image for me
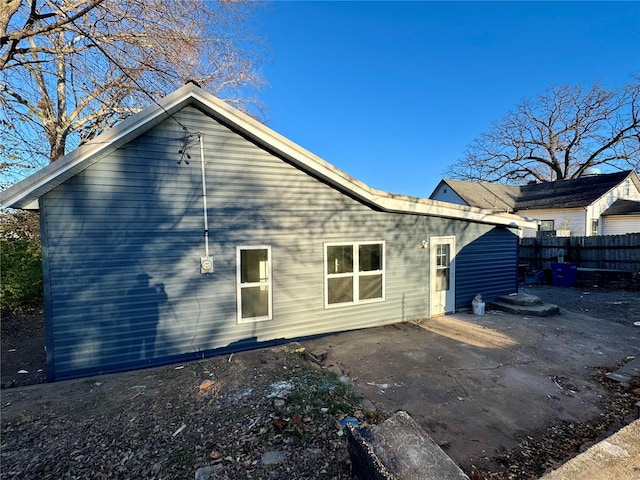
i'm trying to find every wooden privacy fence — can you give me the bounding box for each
[520,233,640,272]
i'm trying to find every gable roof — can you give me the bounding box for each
[0,83,535,229]
[435,180,520,211]
[433,170,639,212]
[600,199,640,216]
[516,170,637,210]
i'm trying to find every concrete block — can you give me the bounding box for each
[605,371,632,384]
[346,411,469,480]
[490,300,560,317]
[495,293,543,306]
[616,357,640,377]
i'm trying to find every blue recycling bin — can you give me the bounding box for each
[550,262,578,287]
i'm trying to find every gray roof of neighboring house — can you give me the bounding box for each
[436,170,639,212]
[516,170,636,210]
[601,199,640,216]
[438,180,520,211]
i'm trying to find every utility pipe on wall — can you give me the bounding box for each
[199,132,209,257]
[198,132,214,274]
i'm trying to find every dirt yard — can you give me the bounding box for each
[1,285,639,479]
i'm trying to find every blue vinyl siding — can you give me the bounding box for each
[455,227,519,310]
[40,106,519,380]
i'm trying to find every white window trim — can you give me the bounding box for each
[323,241,385,308]
[236,245,272,324]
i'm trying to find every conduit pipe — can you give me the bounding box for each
[199,133,209,257]
[198,132,213,274]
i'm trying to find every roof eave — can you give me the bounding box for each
[0,84,199,209]
[0,83,537,229]
[376,196,537,229]
[189,90,535,228]
[587,170,639,209]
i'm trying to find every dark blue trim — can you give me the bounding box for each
[50,332,332,382]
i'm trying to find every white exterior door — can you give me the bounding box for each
[430,236,456,317]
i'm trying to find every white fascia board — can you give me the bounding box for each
[191,90,537,229]
[0,85,196,209]
[593,171,640,209]
[628,170,640,192]
[0,83,538,229]
[190,89,376,196]
[376,195,538,228]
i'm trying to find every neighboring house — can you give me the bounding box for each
[429,171,640,237]
[600,199,640,235]
[1,84,535,381]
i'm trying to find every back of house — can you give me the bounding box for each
[1,84,534,381]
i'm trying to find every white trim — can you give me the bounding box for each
[0,88,190,210]
[236,245,272,324]
[429,236,456,317]
[323,241,386,308]
[0,83,538,230]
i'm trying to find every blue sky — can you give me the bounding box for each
[257,1,640,198]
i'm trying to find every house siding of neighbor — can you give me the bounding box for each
[600,199,640,235]
[430,171,640,237]
[517,208,588,236]
[2,85,534,381]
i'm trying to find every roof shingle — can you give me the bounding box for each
[438,171,638,212]
[600,199,640,216]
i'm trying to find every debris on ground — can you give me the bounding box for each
[1,348,371,479]
[1,284,638,479]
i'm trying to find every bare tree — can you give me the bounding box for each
[0,0,267,183]
[445,79,640,183]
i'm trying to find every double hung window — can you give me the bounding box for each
[324,242,385,306]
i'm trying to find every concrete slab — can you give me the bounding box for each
[301,309,640,472]
[540,420,640,480]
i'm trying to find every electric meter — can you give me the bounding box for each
[200,256,214,274]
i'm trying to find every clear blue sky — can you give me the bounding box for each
[256,1,640,198]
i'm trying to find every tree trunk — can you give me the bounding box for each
[49,134,67,162]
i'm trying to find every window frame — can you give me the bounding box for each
[434,243,451,292]
[236,245,272,324]
[323,241,385,308]
[539,220,555,231]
